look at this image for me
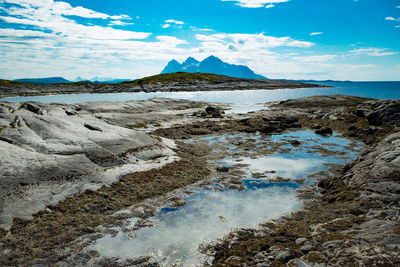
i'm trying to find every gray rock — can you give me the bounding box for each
[0,99,198,229]
[300,244,313,253]
[84,123,103,132]
[295,237,307,245]
[275,250,291,261]
[321,240,344,249]
[254,251,269,263]
[22,102,43,115]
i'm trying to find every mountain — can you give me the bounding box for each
[161,55,267,79]
[14,77,71,84]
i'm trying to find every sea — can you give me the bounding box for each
[1,81,399,113]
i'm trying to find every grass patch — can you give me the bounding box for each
[121,72,238,87]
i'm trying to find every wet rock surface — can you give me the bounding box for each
[202,95,400,266]
[0,94,399,266]
[0,98,209,229]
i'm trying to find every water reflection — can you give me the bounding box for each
[88,130,362,265]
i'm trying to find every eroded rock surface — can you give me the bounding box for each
[204,95,400,266]
[0,98,208,229]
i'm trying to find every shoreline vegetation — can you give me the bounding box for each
[0,92,399,265]
[0,72,327,98]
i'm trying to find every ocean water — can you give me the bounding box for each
[1,81,399,113]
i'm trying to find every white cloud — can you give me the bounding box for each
[108,20,134,26]
[0,0,397,81]
[190,26,215,32]
[350,47,398,57]
[195,33,313,48]
[0,0,148,40]
[162,24,171,28]
[385,16,398,21]
[293,55,336,62]
[164,19,185,25]
[221,0,289,8]
[310,32,323,36]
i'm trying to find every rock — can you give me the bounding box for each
[315,127,333,135]
[217,166,230,172]
[260,126,279,134]
[205,106,218,114]
[205,106,224,118]
[256,263,271,267]
[321,240,344,249]
[0,136,13,144]
[84,123,103,132]
[22,103,43,115]
[65,110,77,115]
[275,250,291,261]
[295,237,307,245]
[300,244,313,253]
[254,251,269,263]
[0,99,189,229]
[356,100,400,126]
[224,255,242,266]
[290,140,301,146]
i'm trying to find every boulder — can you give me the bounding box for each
[315,127,333,135]
[22,103,43,115]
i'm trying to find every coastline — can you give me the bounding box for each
[0,77,327,99]
[0,95,399,265]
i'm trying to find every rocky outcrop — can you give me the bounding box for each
[204,95,400,266]
[0,98,208,229]
[355,99,400,126]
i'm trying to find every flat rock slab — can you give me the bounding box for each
[0,98,205,229]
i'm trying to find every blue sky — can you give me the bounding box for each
[0,0,399,81]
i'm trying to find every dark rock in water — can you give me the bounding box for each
[84,123,103,132]
[205,106,224,118]
[22,103,43,115]
[217,166,230,172]
[315,127,333,135]
[290,140,301,146]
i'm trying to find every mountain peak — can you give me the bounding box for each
[161,59,182,74]
[202,55,223,64]
[160,56,267,79]
[184,57,199,64]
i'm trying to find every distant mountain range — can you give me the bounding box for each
[161,56,267,79]
[14,77,71,84]
[13,77,131,84]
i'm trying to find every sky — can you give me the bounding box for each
[0,0,399,81]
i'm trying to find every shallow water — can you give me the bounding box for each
[2,81,399,114]
[87,130,362,266]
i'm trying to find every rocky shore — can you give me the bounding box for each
[0,94,399,266]
[0,73,323,98]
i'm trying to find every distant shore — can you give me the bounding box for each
[0,72,326,98]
